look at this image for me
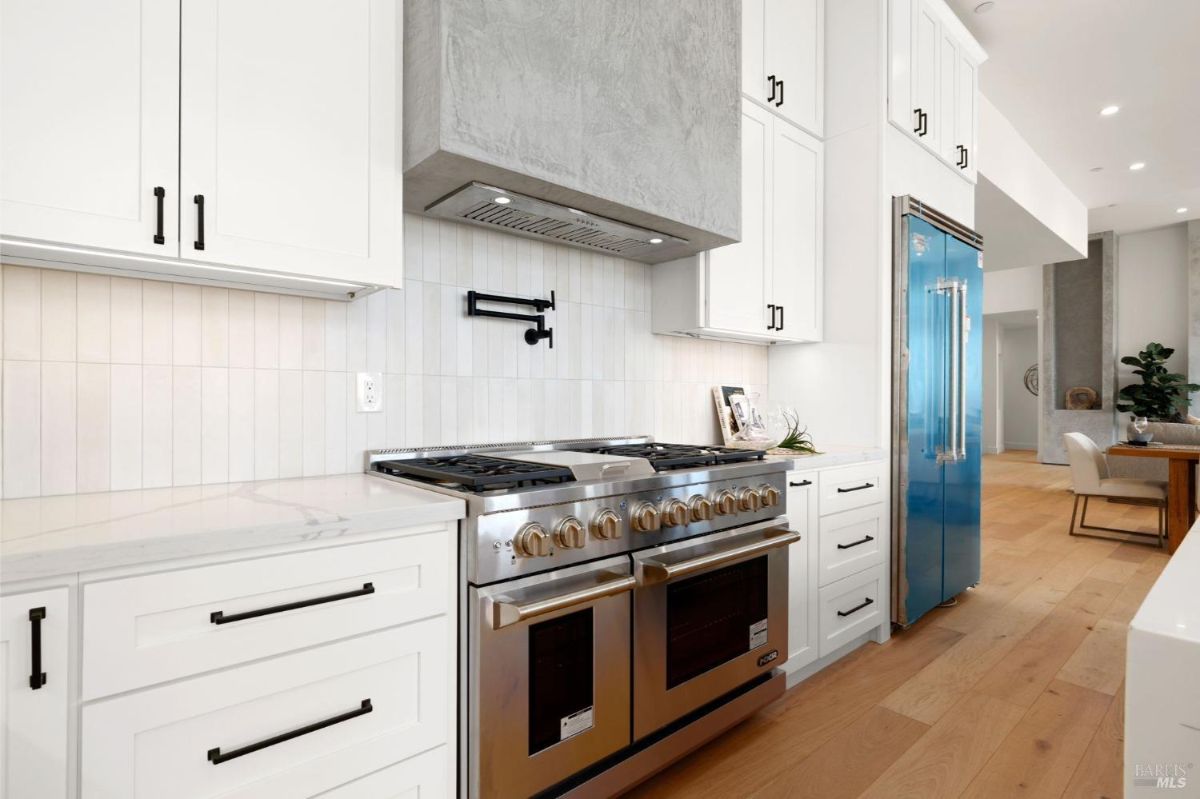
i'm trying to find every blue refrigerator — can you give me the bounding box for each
[892,196,983,627]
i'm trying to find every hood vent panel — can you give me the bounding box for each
[426,183,689,264]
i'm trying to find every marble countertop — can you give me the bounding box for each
[1,475,465,584]
[768,444,887,472]
[1131,518,1200,645]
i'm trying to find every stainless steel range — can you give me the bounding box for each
[367,437,798,798]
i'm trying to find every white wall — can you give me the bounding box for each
[1001,325,1039,450]
[984,264,1041,316]
[982,318,1003,454]
[0,214,769,499]
[1115,224,1190,391]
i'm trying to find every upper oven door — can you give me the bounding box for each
[631,520,799,740]
[469,556,633,799]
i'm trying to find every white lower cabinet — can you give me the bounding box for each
[81,619,448,799]
[818,567,884,657]
[785,472,819,671]
[315,745,448,798]
[1,588,70,799]
[818,505,884,587]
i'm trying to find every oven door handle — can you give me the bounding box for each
[638,528,801,585]
[490,573,636,630]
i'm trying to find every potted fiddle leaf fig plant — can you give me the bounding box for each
[1115,342,1200,423]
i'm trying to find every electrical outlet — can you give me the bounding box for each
[356,372,383,412]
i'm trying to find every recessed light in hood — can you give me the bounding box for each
[425,182,689,264]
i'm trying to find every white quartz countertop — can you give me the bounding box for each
[769,444,886,472]
[0,474,465,584]
[1131,518,1200,645]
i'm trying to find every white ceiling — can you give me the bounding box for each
[947,0,1200,235]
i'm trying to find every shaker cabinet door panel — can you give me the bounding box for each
[911,1,941,154]
[0,0,179,255]
[955,53,978,182]
[769,119,823,343]
[180,0,399,286]
[763,0,822,136]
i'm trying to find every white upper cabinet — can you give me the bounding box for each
[888,0,984,183]
[742,0,823,137]
[180,0,399,288]
[770,119,823,343]
[0,0,400,297]
[0,0,180,256]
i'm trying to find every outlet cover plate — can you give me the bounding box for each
[356,372,383,412]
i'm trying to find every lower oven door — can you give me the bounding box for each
[632,520,799,740]
[469,556,633,798]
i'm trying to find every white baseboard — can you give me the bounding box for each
[1004,442,1037,451]
[984,446,1004,455]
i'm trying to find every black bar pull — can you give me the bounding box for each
[767,75,777,104]
[29,607,47,690]
[836,482,875,493]
[962,147,969,169]
[777,305,784,331]
[837,534,876,550]
[767,304,776,330]
[776,78,784,108]
[788,479,812,487]
[210,582,375,625]
[208,699,373,765]
[837,597,875,618]
[153,187,166,245]
[193,194,206,250]
[913,108,923,134]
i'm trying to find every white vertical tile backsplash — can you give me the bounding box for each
[0,213,768,498]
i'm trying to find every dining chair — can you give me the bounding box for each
[1062,432,1166,547]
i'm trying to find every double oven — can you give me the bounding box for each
[469,519,798,797]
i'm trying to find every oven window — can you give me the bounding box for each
[528,608,594,755]
[666,556,768,689]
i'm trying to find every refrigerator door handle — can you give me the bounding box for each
[936,277,965,464]
[956,282,969,460]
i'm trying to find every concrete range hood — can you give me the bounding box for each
[403,0,741,264]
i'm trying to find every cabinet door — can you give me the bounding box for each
[911,0,941,153]
[0,0,179,256]
[888,0,914,132]
[742,0,767,104]
[180,0,399,287]
[707,100,771,336]
[955,53,978,183]
[937,29,960,167]
[763,0,822,136]
[1,588,69,799]
[785,473,818,670]
[769,119,823,343]
[314,746,448,798]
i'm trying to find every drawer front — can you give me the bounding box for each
[818,568,883,657]
[314,746,447,798]
[818,505,884,587]
[83,528,450,699]
[81,619,448,799]
[818,461,885,515]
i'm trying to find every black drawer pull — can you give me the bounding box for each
[28,607,47,690]
[210,582,375,625]
[836,482,875,493]
[153,187,166,245]
[837,597,874,618]
[837,534,875,550]
[789,479,812,487]
[193,194,206,250]
[207,698,373,765]
[767,303,776,330]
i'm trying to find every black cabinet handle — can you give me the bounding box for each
[789,479,812,487]
[193,194,206,250]
[837,482,875,493]
[28,607,47,690]
[837,597,875,618]
[153,187,166,245]
[961,147,969,169]
[913,108,923,135]
[207,698,373,765]
[767,303,777,331]
[767,74,778,104]
[210,582,375,625]
[837,534,876,550]
[775,79,784,107]
[777,305,784,331]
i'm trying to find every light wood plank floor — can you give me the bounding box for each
[627,451,1169,799]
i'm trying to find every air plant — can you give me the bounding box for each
[775,409,820,454]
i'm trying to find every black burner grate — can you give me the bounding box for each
[570,442,765,472]
[373,454,575,492]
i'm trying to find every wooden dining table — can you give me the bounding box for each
[1108,443,1200,553]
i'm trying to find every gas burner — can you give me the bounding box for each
[569,442,765,472]
[374,454,574,493]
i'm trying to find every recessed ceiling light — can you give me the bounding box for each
[493,196,511,205]
[974,1,995,13]
[1129,162,1146,171]
[1089,166,1104,172]
[648,237,663,244]
[1099,105,1120,116]
[1179,207,1190,214]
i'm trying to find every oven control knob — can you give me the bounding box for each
[555,516,587,549]
[688,494,715,522]
[631,501,662,533]
[513,522,551,558]
[591,509,622,540]
[661,498,688,528]
[713,489,737,516]
[758,484,781,508]
[737,487,762,512]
